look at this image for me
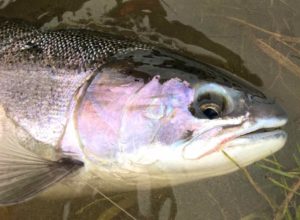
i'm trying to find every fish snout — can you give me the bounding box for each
[249,96,288,128]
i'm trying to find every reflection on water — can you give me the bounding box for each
[0,0,300,219]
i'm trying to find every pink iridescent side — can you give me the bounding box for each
[76,72,195,159]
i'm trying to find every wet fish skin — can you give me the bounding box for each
[0,18,288,205]
[0,18,150,146]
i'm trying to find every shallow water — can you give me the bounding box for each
[0,0,300,219]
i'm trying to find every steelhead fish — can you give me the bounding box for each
[0,18,287,205]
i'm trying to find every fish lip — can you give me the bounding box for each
[234,129,287,142]
[238,128,285,139]
[224,117,288,148]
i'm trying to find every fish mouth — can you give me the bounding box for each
[238,127,285,139]
[182,117,288,160]
[226,118,288,149]
[229,129,287,149]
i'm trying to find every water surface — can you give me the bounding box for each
[0,0,300,219]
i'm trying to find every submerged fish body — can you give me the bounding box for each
[0,18,288,205]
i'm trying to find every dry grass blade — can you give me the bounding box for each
[227,17,300,44]
[279,40,300,54]
[97,196,136,220]
[274,178,300,220]
[257,164,299,179]
[85,182,137,220]
[222,150,277,211]
[255,39,300,77]
[267,177,300,196]
[262,158,284,168]
[76,194,124,215]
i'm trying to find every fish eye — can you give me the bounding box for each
[189,92,227,119]
[199,103,221,119]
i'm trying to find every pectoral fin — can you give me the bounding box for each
[0,135,83,205]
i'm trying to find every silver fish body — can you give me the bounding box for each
[0,18,287,205]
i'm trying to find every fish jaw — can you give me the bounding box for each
[181,115,288,160]
[109,114,287,185]
[113,127,286,186]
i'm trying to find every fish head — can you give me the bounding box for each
[75,57,288,184]
[167,79,287,177]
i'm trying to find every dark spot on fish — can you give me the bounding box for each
[23,41,43,54]
[181,130,194,141]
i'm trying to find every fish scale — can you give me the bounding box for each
[0,18,150,145]
[0,19,150,68]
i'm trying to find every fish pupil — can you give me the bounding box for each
[202,106,219,119]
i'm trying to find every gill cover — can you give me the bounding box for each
[76,69,194,160]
